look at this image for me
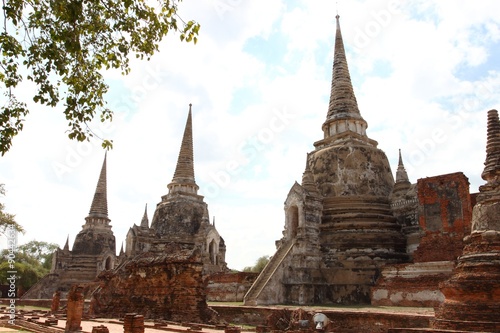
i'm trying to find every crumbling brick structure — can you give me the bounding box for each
[207,272,258,302]
[244,14,473,307]
[65,285,85,333]
[432,109,500,332]
[413,172,472,262]
[23,155,117,299]
[91,246,216,323]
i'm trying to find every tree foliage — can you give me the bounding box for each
[0,240,59,291]
[243,255,270,273]
[18,240,59,270]
[0,184,23,234]
[0,0,200,155]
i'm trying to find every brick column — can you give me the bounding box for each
[65,285,84,333]
[124,313,144,333]
[51,290,61,313]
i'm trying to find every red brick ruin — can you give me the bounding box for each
[432,110,500,332]
[91,246,215,323]
[50,290,61,313]
[65,285,84,333]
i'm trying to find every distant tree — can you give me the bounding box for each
[243,255,270,273]
[0,261,40,292]
[17,240,59,270]
[0,0,200,154]
[0,184,23,234]
[0,240,59,291]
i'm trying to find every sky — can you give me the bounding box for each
[1,0,500,271]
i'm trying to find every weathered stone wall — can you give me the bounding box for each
[371,173,472,308]
[413,172,472,262]
[91,248,215,323]
[72,229,115,256]
[207,272,257,302]
[310,145,394,198]
[371,261,454,307]
[150,196,206,239]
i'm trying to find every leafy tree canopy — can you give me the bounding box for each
[243,255,270,273]
[0,184,23,234]
[0,240,59,291]
[18,240,59,270]
[0,0,200,155]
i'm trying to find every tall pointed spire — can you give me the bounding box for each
[481,109,500,184]
[168,104,199,195]
[88,153,109,219]
[395,149,410,184]
[327,15,361,119]
[393,149,411,193]
[63,235,70,251]
[140,204,149,228]
[319,15,371,146]
[432,109,500,331]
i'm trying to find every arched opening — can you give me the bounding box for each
[287,205,299,239]
[209,239,217,264]
[105,256,113,270]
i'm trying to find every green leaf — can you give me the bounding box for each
[0,0,200,155]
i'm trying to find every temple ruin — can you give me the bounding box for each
[432,109,500,332]
[243,15,474,306]
[23,155,117,299]
[23,105,228,308]
[124,104,228,275]
[91,104,228,320]
[16,12,500,332]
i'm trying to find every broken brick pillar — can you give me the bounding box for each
[91,326,110,333]
[51,290,61,313]
[124,313,144,333]
[433,110,500,332]
[65,285,84,333]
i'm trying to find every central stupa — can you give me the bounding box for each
[244,15,406,305]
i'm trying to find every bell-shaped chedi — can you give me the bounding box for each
[150,104,206,239]
[148,104,228,274]
[245,16,406,306]
[310,15,406,270]
[72,153,116,256]
[433,109,500,332]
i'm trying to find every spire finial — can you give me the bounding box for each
[481,109,500,183]
[168,104,199,195]
[88,153,109,219]
[394,149,411,188]
[63,235,70,251]
[140,204,149,228]
[319,14,369,144]
[328,14,360,119]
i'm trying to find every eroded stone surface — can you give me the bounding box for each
[91,246,216,323]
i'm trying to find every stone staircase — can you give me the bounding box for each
[243,239,295,305]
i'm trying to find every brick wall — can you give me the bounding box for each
[206,272,257,302]
[413,172,472,262]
